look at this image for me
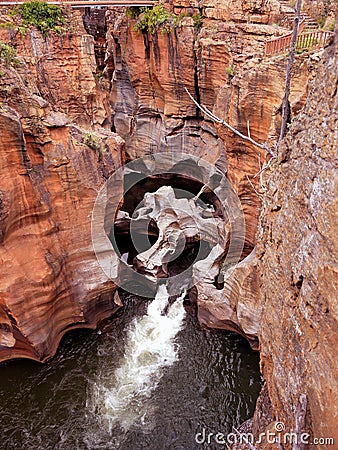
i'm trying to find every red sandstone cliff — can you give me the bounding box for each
[0,10,124,362]
[106,0,315,346]
[254,29,337,449]
[0,0,318,359]
[0,2,336,447]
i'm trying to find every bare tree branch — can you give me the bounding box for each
[257,152,267,189]
[247,120,251,139]
[184,87,276,157]
[278,0,303,146]
[246,174,264,198]
[253,155,275,179]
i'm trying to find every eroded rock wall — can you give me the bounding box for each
[0,10,124,362]
[255,29,337,448]
[105,0,315,345]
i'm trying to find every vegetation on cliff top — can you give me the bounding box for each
[192,12,204,28]
[9,1,65,38]
[127,3,183,34]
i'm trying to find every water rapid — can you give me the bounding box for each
[0,289,261,450]
[90,285,187,432]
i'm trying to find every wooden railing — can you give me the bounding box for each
[265,18,305,56]
[265,20,333,56]
[295,30,333,51]
[0,0,157,6]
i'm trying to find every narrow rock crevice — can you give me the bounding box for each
[83,7,108,71]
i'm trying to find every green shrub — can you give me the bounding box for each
[0,40,20,67]
[192,12,203,27]
[225,65,235,78]
[95,71,104,81]
[9,1,65,38]
[83,132,105,152]
[171,12,186,28]
[160,12,186,34]
[328,21,335,32]
[317,17,325,28]
[0,22,15,30]
[134,3,174,34]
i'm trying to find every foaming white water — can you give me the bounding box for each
[91,285,186,432]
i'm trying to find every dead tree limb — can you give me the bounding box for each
[185,87,276,157]
[253,155,275,179]
[246,174,265,198]
[278,0,303,147]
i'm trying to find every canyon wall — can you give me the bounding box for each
[0,10,124,362]
[106,0,314,346]
[0,0,317,360]
[0,4,336,448]
[254,28,337,448]
[105,3,336,445]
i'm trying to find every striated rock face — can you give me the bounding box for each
[214,52,313,249]
[197,249,260,349]
[173,0,282,24]
[105,0,315,345]
[254,31,337,448]
[1,10,111,129]
[107,3,291,166]
[0,12,124,362]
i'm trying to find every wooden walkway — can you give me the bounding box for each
[265,19,333,56]
[0,0,157,6]
[265,18,305,56]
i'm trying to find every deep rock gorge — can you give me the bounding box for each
[0,0,337,448]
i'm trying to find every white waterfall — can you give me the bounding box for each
[91,284,186,432]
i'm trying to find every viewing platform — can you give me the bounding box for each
[265,18,334,56]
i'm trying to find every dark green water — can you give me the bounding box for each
[0,292,261,450]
